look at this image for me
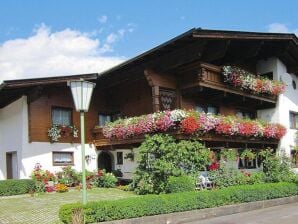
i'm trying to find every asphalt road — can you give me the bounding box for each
[188,202,298,224]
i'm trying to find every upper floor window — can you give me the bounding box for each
[195,104,218,115]
[99,114,112,126]
[236,110,255,119]
[52,107,72,126]
[290,112,298,129]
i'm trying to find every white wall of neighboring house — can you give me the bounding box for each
[257,57,298,171]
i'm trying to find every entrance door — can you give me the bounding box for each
[98,152,113,172]
[6,152,18,179]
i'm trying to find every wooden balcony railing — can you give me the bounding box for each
[93,127,279,148]
[180,62,277,103]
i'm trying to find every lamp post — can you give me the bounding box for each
[68,79,96,205]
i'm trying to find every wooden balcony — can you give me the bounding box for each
[179,62,277,104]
[93,127,279,149]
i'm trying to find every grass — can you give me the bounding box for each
[0,188,136,224]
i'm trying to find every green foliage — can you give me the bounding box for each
[56,166,80,186]
[34,181,46,193]
[131,134,210,194]
[0,179,35,196]
[221,149,238,161]
[209,163,265,188]
[166,176,195,193]
[240,149,255,160]
[260,149,296,182]
[93,170,117,188]
[59,182,298,223]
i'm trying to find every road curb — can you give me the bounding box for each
[97,196,298,224]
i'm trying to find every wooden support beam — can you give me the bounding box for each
[152,86,160,112]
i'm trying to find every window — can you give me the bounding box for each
[291,150,298,168]
[52,152,74,166]
[236,110,255,119]
[238,149,261,169]
[99,114,112,126]
[52,107,72,126]
[290,112,298,129]
[195,104,218,115]
[116,152,123,165]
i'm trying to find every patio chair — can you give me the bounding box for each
[196,172,213,190]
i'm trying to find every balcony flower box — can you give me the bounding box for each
[101,110,286,141]
[222,66,286,96]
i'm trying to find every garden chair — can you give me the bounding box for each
[196,172,213,190]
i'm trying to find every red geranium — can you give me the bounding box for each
[180,116,200,134]
[208,162,220,171]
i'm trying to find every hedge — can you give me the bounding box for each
[59,182,298,223]
[0,179,35,196]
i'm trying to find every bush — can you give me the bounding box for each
[92,170,117,188]
[0,179,35,196]
[166,176,195,193]
[260,149,296,183]
[59,182,298,223]
[131,134,210,194]
[209,163,266,188]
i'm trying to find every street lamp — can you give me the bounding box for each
[68,79,96,205]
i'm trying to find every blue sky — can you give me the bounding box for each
[0,0,297,81]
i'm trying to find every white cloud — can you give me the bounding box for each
[98,15,108,24]
[267,23,298,35]
[0,24,128,83]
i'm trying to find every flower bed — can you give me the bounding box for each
[222,66,286,96]
[102,110,286,140]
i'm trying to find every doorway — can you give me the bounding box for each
[6,152,18,179]
[98,151,113,172]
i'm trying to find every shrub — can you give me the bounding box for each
[166,176,195,193]
[59,182,298,223]
[56,166,80,186]
[209,163,266,188]
[260,149,296,182]
[93,170,117,188]
[0,179,35,196]
[34,181,46,193]
[131,134,210,194]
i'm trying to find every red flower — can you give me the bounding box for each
[181,116,200,134]
[208,162,220,171]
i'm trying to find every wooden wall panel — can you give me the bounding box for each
[28,78,153,143]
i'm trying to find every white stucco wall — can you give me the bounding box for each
[0,97,25,179]
[257,58,298,162]
[0,95,138,180]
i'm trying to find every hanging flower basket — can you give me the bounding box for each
[48,124,79,142]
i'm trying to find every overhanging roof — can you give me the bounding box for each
[1,28,298,108]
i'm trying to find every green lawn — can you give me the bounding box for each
[0,188,136,224]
